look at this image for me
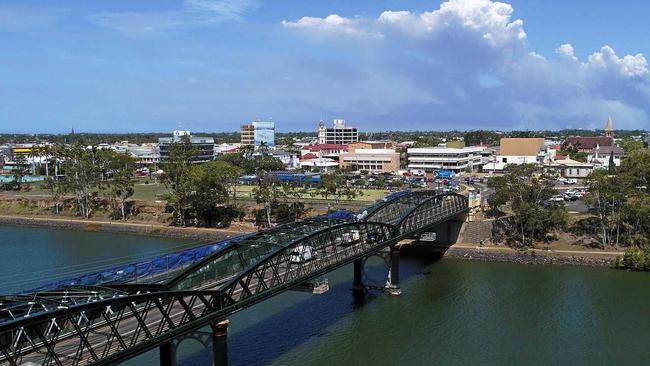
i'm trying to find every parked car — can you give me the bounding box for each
[564,178,578,185]
[564,194,579,201]
[549,195,564,202]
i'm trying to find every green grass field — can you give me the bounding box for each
[8,179,390,203]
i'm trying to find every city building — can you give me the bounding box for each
[407,146,485,173]
[340,149,400,173]
[240,124,254,145]
[240,120,275,147]
[318,119,358,145]
[481,138,545,172]
[159,130,215,163]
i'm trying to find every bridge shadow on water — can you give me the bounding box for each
[176,244,451,366]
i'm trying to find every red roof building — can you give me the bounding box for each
[563,136,613,151]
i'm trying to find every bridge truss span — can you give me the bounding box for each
[0,190,468,366]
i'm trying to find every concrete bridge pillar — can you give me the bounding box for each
[212,320,230,366]
[159,341,176,366]
[352,259,364,291]
[386,245,401,296]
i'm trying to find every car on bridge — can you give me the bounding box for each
[290,245,317,263]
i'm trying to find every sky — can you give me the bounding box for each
[1,0,649,133]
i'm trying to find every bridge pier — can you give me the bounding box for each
[352,259,364,291]
[386,245,401,296]
[159,341,176,366]
[212,320,230,366]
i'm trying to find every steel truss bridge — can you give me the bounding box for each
[0,191,467,366]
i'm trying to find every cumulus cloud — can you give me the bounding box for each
[556,43,578,62]
[281,0,650,129]
[585,45,648,78]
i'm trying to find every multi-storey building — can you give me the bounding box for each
[407,146,485,173]
[317,119,358,145]
[340,149,400,173]
[159,130,215,163]
[240,121,275,147]
[240,124,254,145]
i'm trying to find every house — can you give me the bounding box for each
[587,145,625,169]
[546,156,594,178]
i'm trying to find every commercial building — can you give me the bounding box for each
[240,120,275,147]
[340,149,400,173]
[240,124,254,145]
[407,146,485,173]
[318,119,358,145]
[159,130,215,163]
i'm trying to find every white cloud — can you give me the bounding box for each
[556,43,578,62]
[284,0,526,48]
[281,14,375,37]
[585,45,648,78]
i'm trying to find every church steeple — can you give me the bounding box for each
[604,116,614,138]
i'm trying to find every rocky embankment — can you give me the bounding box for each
[446,246,615,267]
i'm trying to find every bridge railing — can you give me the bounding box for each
[219,221,396,309]
[396,193,468,236]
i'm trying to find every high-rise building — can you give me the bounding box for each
[241,121,275,147]
[253,121,275,147]
[318,119,358,145]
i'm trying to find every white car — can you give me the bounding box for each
[564,178,578,185]
[549,195,564,202]
[289,245,317,263]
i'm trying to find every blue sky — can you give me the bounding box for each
[1,0,649,133]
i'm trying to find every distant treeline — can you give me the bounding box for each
[1,129,646,145]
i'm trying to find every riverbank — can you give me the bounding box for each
[446,243,621,267]
[0,214,253,242]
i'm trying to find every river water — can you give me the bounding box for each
[1,225,649,366]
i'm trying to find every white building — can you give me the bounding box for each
[407,146,485,173]
[587,145,625,169]
[482,138,546,172]
[317,119,358,145]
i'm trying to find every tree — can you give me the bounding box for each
[619,136,645,154]
[161,136,198,225]
[608,151,616,174]
[60,144,105,218]
[11,154,29,190]
[106,151,136,220]
[187,161,233,226]
[252,173,284,227]
[315,172,362,204]
[43,176,66,215]
[488,164,568,247]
